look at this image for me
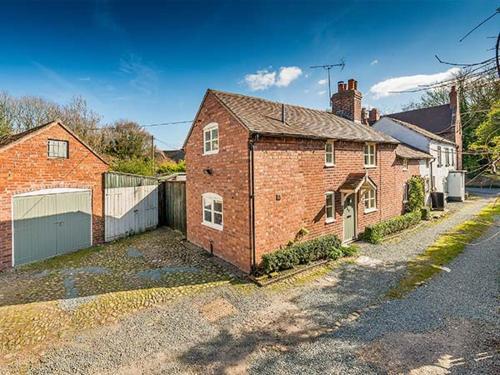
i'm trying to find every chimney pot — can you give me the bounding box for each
[369,108,380,123]
[331,78,363,123]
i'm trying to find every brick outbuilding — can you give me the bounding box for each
[0,121,109,269]
[184,82,431,273]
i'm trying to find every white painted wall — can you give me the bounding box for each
[374,118,458,195]
[429,141,457,195]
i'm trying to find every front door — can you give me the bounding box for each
[343,194,356,242]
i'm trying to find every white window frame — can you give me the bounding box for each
[364,143,376,168]
[325,141,335,166]
[202,192,223,230]
[403,183,409,202]
[364,188,377,213]
[451,149,455,167]
[203,123,219,155]
[437,146,442,167]
[325,191,335,223]
[48,139,69,159]
[402,158,408,170]
[445,148,450,167]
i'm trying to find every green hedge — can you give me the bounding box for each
[363,210,421,244]
[420,206,431,221]
[261,234,348,274]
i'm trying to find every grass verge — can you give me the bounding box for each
[386,201,499,299]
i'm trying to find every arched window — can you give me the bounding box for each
[202,192,223,230]
[203,123,219,155]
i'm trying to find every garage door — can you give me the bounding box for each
[13,189,92,266]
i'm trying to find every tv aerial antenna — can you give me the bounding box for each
[310,59,346,107]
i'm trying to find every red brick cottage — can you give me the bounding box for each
[184,80,431,273]
[0,121,109,269]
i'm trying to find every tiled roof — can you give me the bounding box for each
[387,104,454,139]
[338,173,377,192]
[386,117,455,145]
[395,143,432,159]
[210,90,399,144]
[0,123,49,148]
[164,149,185,162]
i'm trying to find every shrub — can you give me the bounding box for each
[261,234,342,274]
[407,176,425,212]
[157,160,186,175]
[111,157,154,176]
[421,206,431,221]
[363,210,421,244]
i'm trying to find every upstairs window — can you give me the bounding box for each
[402,158,408,170]
[325,192,335,223]
[48,139,68,159]
[203,123,219,155]
[437,146,442,167]
[364,188,377,212]
[364,143,376,167]
[202,193,223,230]
[325,141,335,166]
[445,148,450,167]
[451,149,455,166]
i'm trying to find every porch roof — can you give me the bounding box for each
[339,173,377,193]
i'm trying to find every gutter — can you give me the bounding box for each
[248,133,258,273]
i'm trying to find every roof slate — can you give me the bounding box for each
[386,117,455,145]
[210,90,398,144]
[395,143,433,159]
[387,104,453,139]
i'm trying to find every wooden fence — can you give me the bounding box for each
[161,180,186,234]
[104,172,159,242]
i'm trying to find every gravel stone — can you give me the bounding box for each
[1,197,497,374]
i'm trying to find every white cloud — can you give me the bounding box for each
[318,78,328,85]
[276,66,302,87]
[244,70,276,91]
[370,67,460,98]
[370,59,379,66]
[244,66,302,91]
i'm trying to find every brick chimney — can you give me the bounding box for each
[449,85,462,169]
[331,79,362,123]
[369,108,380,124]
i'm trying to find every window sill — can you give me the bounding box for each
[202,221,223,231]
[203,150,219,156]
[324,164,335,168]
[325,218,336,224]
[364,208,378,214]
[364,165,377,169]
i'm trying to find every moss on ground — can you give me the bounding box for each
[386,202,499,299]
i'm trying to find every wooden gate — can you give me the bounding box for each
[104,172,159,242]
[162,180,186,234]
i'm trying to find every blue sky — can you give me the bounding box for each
[0,0,497,149]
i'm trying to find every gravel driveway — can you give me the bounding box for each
[3,197,498,374]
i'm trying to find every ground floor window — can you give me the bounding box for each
[364,188,377,212]
[202,193,223,230]
[325,192,335,222]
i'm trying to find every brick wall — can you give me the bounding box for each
[185,93,424,273]
[253,137,420,263]
[0,123,108,270]
[185,93,252,272]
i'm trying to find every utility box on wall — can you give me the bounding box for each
[447,170,466,202]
